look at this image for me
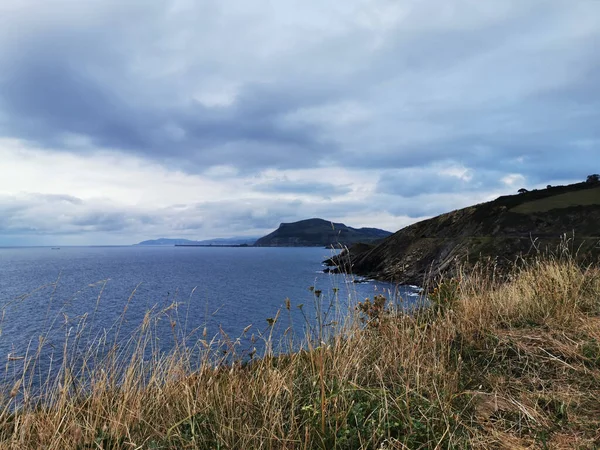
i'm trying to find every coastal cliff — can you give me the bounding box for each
[327,182,600,284]
[254,218,391,247]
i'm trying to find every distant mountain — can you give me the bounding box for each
[136,237,258,246]
[326,181,600,284]
[254,218,392,247]
[137,238,199,246]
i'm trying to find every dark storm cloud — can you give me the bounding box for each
[253,179,352,197]
[0,0,596,182]
[0,0,599,246]
[0,53,333,170]
[376,168,489,198]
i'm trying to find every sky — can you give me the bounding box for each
[0,0,598,245]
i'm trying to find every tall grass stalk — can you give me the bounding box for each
[0,248,599,448]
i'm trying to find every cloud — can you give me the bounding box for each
[0,1,597,172]
[0,142,387,243]
[0,0,599,243]
[253,178,352,197]
[381,192,500,219]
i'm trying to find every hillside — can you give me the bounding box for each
[327,182,600,284]
[254,218,391,247]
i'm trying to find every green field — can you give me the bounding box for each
[512,186,600,214]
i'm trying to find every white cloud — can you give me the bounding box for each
[0,0,598,243]
[0,140,230,206]
[438,165,472,181]
[0,140,400,243]
[501,174,525,187]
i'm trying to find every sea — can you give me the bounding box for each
[0,246,422,390]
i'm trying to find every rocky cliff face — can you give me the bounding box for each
[327,183,600,284]
[254,218,391,247]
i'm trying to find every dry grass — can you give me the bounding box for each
[0,253,599,449]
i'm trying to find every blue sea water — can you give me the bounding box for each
[0,246,421,387]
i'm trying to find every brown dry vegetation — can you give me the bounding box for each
[0,252,599,449]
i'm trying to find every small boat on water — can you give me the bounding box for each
[51,247,60,250]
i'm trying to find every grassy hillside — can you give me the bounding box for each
[512,186,600,214]
[1,253,599,448]
[330,182,600,284]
